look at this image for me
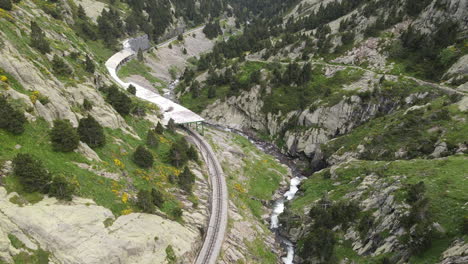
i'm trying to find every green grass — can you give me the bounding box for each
[263,66,365,114]
[322,95,467,160]
[179,85,230,113]
[292,155,468,263]
[244,238,278,264]
[117,59,166,92]
[0,117,185,218]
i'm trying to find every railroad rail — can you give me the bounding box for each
[183,127,228,264]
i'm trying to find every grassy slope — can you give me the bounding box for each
[291,154,467,263]
[205,129,288,264]
[0,116,187,218]
[117,59,167,92]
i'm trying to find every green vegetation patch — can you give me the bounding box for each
[117,59,166,92]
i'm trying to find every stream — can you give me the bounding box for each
[206,124,306,264]
[164,80,304,263]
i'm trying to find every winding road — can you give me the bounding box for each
[105,28,228,264]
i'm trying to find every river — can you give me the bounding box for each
[164,80,304,263]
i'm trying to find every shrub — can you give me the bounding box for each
[127,84,136,95]
[12,153,51,193]
[82,98,93,111]
[0,0,12,11]
[151,188,164,208]
[136,189,154,213]
[165,245,177,264]
[406,181,426,204]
[137,49,144,61]
[77,115,106,148]
[51,55,72,76]
[178,167,195,193]
[50,119,80,152]
[133,145,154,168]
[49,175,75,201]
[0,96,27,134]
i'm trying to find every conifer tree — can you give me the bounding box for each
[127,84,136,95]
[137,48,144,61]
[12,153,52,193]
[151,188,164,208]
[30,21,50,54]
[133,145,154,168]
[49,175,75,201]
[0,96,27,135]
[0,0,12,11]
[178,167,195,193]
[77,115,106,148]
[50,119,80,152]
[85,55,95,73]
[137,189,154,213]
[77,4,86,19]
[52,55,72,76]
[146,129,158,148]
[154,122,165,134]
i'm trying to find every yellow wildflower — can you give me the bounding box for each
[121,209,133,215]
[121,192,128,203]
[0,75,7,82]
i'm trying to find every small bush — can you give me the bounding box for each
[151,188,164,208]
[127,84,136,95]
[165,245,177,264]
[133,145,154,168]
[136,189,154,213]
[0,96,27,134]
[51,55,72,76]
[50,119,80,152]
[12,154,51,193]
[49,175,75,201]
[82,98,93,111]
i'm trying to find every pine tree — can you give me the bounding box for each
[133,145,154,168]
[0,0,12,11]
[0,96,27,135]
[127,84,136,95]
[151,188,164,208]
[207,86,216,99]
[77,115,106,148]
[182,48,187,55]
[137,189,155,213]
[50,119,80,152]
[106,85,132,115]
[77,4,86,19]
[12,153,52,193]
[154,122,165,134]
[146,130,158,148]
[167,118,176,131]
[30,21,50,54]
[187,145,198,162]
[168,43,173,49]
[178,167,195,193]
[191,80,200,98]
[137,48,144,61]
[85,55,95,73]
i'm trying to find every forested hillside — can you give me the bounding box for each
[173,0,468,263]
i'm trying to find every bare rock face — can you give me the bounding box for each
[440,239,468,264]
[444,55,468,83]
[0,187,200,264]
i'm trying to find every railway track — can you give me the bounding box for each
[184,127,228,264]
